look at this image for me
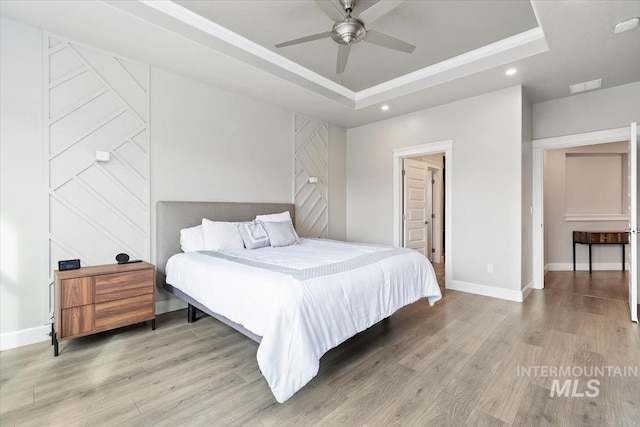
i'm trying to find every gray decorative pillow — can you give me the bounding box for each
[261,220,297,247]
[238,221,270,249]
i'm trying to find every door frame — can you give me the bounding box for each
[532,126,638,291]
[393,139,453,289]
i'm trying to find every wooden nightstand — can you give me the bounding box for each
[53,262,156,356]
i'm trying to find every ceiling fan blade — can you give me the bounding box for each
[275,31,332,48]
[314,0,346,22]
[364,30,415,53]
[358,0,405,25]
[336,44,351,74]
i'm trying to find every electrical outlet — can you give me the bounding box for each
[486,264,494,273]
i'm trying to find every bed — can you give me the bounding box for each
[156,201,442,403]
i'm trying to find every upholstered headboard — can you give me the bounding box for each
[155,201,295,287]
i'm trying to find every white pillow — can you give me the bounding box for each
[261,220,297,247]
[201,218,244,251]
[255,211,293,223]
[180,225,204,252]
[256,211,299,240]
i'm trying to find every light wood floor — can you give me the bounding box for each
[2,268,639,426]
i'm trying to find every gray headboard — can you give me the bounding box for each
[156,201,295,287]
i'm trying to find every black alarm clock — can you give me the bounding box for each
[58,259,81,271]
[116,253,130,264]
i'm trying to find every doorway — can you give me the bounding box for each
[393,140,453,290]
[402,155,444,263]
[532,124,638,322]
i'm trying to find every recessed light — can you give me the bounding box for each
[505,68,517,76]
[381,105,389,111]
[614,17,639,34]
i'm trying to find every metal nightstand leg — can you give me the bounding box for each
[51,324,59,357]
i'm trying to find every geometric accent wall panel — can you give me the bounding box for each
[45,34,149,279]
[293,114,328,238]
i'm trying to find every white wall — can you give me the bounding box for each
[0,17,347,347]
[544,142,630,269]
[328,124,347,240]
[521,92,533,289]
[533,81,640,140]
[347,86,524,296]
[0,18,46,339]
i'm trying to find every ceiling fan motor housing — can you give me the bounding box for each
[332,18,366,45]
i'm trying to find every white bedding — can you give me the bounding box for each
[165,238,442,402]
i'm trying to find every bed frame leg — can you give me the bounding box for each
[187,304,197,323]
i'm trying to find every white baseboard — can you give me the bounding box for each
[547,262,629,271]
[522,281,534,302]
[448,280,529,302]
[1,298,189,352]
[0,325,50,352]
[544,263,550,273]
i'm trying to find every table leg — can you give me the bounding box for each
[588,243,592,274]
[622,244,625,272]
[573,242,576,271]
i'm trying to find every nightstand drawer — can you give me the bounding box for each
[61,305,94,338]
[95,293,154,331]
[95,269,154,303]
[61,277,94,308]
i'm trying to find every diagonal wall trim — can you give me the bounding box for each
[293,114,328,238]
[48,107,128,160]
[50,192,143,259]
[48,42,67,55]
[114,57,147,94]
[49,67,88,89]
[49,234,97,268]
[94,162,146,207]
[111,148,146,181]
[64,42,146,124]
[46,33,149,275]
[73,176,146,236]
[49,87,109,125]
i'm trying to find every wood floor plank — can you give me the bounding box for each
[1,270,638,426]
[474,342,542,424]
[373,347,472,426]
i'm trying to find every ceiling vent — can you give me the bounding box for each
[569,78,602,94]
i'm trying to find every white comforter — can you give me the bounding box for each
[165,238,441,402]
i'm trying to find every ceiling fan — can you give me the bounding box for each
[275,0,415,74]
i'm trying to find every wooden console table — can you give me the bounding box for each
[572,231,629,274]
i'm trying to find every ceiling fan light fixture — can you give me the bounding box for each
[332,18,367,45]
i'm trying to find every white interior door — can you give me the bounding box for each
[403,159,427,256]
[425,170,434,261]
[628,122,638,322]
